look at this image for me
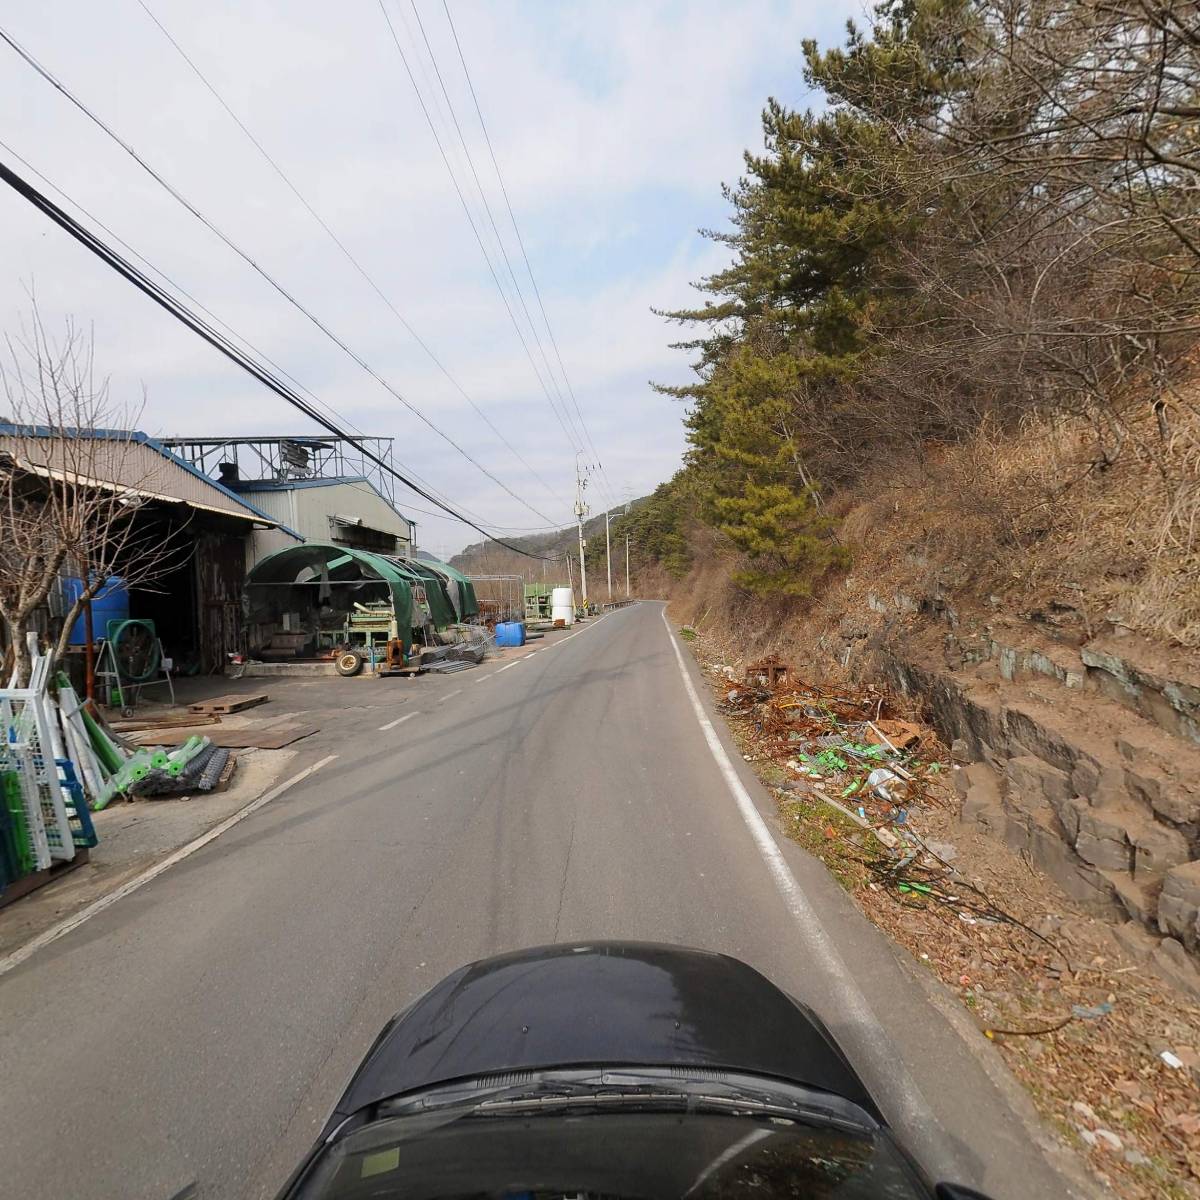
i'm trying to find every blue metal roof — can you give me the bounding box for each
[0,422,304,540]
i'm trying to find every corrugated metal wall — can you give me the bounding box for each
[292,482,409,546]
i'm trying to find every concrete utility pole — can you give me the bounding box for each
[605,509,612,600]
[574,459,589,613]
[623,497,632,598]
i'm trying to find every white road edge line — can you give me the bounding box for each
[437,689,463,703]
[496,660,520,672]
[0,754,339,980]
[659,606,938,1135]
[379,711,420,731]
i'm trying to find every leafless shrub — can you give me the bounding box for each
[0,305,189,683]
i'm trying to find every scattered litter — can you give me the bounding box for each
[703,648,1200,1198]
[744,654,791,689]
[1071,1002,1114,1020]
[924,840,958,863]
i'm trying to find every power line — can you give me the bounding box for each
[405,0,589,455]
[336,475,572,535]
[374,0,587,462]
[0,138,360,443]
[0,156,565,561]
[439,0,620,508]
[0,22,562,528]
[0,137,506,531]
[134,0,570,517]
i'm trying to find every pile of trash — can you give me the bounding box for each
[725,660,946,844]
[721,658,1068,946]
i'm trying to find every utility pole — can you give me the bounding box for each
[623,497,631,598]
[605,509,612,600]
[574,459,589,614]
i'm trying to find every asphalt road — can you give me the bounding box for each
[0,602,1088,1199]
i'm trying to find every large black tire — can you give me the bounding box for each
[335,649,364,677]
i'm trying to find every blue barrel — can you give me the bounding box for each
[494,621,526,647]
[64,576,129,645]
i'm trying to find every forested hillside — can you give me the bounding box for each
[637,0,1200,648]
[450,501,645,590]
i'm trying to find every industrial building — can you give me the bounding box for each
[0,425,298,676]
[160,435,415,567]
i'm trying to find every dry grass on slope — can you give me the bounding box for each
[840,388,1200,653]
[664,381,1200,664]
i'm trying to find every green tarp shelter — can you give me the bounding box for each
[246,542,415,646]
[412,556,479,622]
[384,558,464,629]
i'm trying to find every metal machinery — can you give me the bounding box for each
[95,618,175,715]
[334,601,399,675]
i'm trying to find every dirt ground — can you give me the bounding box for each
[692,635,1200,1200]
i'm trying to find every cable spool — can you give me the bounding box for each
[106,618,161,683]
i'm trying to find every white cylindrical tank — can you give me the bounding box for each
[550,586,575,627]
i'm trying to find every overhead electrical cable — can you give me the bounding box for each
[374,0,587,462]
[133,0,569,516]
[0,157,565,560]
[0,23,562,528]
[439,0,620,508]
[0,147,497,530]
[0,143,520,531]
[405,0,588,456]
[0,137,370,445]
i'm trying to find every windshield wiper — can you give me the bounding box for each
[471,1087,863,1132]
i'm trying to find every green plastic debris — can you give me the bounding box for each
[2,770,36,874]
[163,736,210,777]
[78,704,123,777]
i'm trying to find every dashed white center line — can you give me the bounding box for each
[496,660,521,672]
[437,689,462,703]
[378,711,420,731]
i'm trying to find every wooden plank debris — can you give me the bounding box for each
[132,723,316,750]
[187,693,269,715]
[110,714,220,732]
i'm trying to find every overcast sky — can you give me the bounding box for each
[0,1,856,555]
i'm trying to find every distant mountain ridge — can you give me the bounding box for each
[449,499,645,582]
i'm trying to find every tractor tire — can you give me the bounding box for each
[335,650,365,677]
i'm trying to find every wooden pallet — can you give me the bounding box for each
[214,752,238,792]
[187,693,268,715]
